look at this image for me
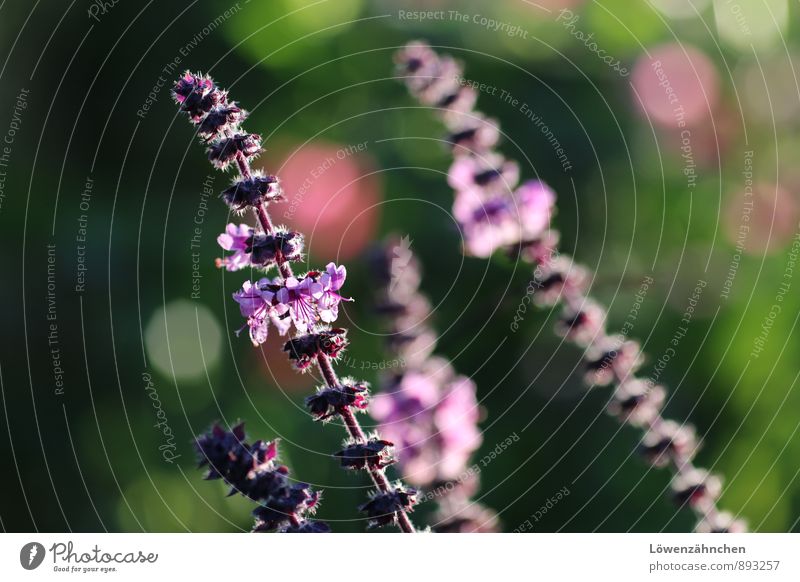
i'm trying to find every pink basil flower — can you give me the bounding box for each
[216,223,253,271]
[317,263,353,323]
[277,276,322,333]
[232,278,289,345]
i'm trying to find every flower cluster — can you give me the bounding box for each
[368,238,498,532]
[174,71,416,533]
[396,43,745,534]
[231,262,352,345]
[195,423,327,532]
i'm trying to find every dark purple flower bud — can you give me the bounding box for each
[533,256,589,307]
[671,469,721,508]
[358,487,417,530]
[238,463,290,500]
[173,72,214,102]
[335,438,394,470]
[220,439,281,494]
[639,421,697,467]
[436,85,477,114]
[284,328,348,371]
[305,381,369,421]
[221,173,282,210]
[448,153,519,194]
[194,422,248,480]
[607,380,665,428]
[280,520,331,533]
[248,230,304,267]
[197,104,246,139]
[252,483,320,531]
[172,72,226,121]
[554,300,606,347]
[208,133,262,170]
[447,114,500,154]
[584,335,642,386]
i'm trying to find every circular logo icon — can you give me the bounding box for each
[20,542,46,570]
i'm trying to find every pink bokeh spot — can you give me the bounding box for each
[631,43,720,128]
[275,143,380,260]
[725,182,799,256]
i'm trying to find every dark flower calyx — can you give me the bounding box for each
[335,438,394,470]
[437,87,465,108]
[238,464,290,500]
[208,133,262,169]
[473,167,503,186]
[195,422,248,479]
[252,483,320,531]
[284,328,348,371]
[305,382,368,421]
[172,72,226,121]
[197,104,246,138]
[195,424,280,491]
[358,488,417,530]
[221,174,281,210]
[448,127,478,146]
[173,72,213,101]
[248,231,304,267]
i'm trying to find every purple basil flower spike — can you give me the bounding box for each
[217,223,254,271]
[369,238,499,531]
[396,42,743,532]
[176,71,417,533]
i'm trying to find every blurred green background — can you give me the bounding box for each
[1,0,799,532]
